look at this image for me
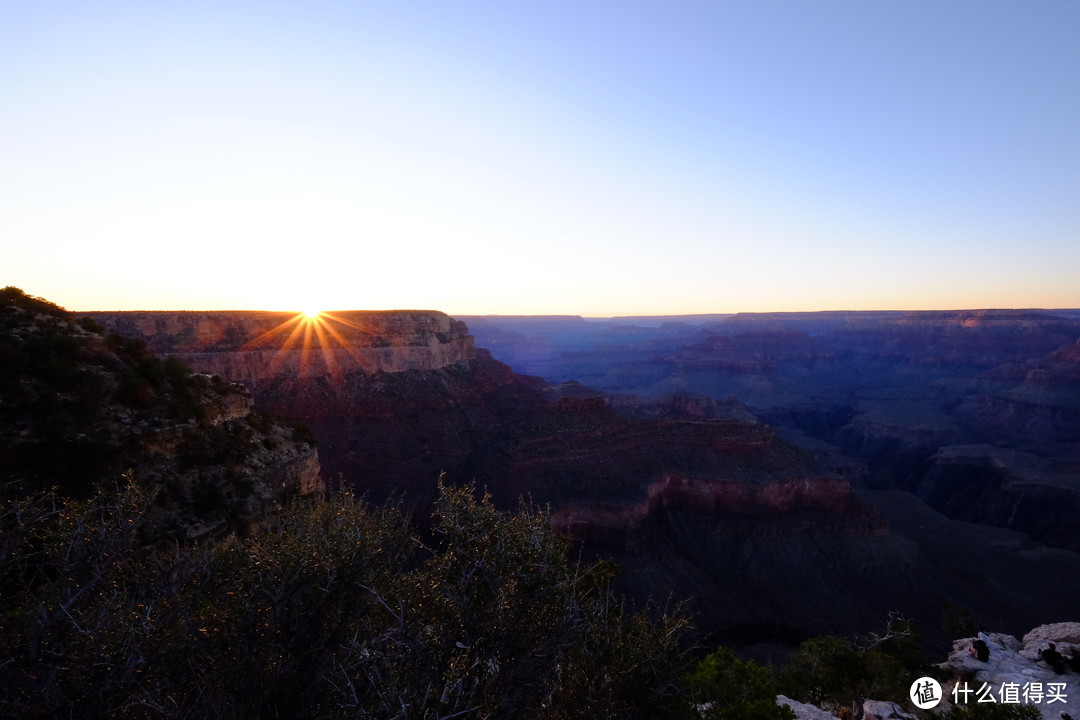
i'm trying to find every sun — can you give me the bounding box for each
[242,309,376,381]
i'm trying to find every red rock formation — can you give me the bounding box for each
[85,310,476,381]
[551,475,886,549]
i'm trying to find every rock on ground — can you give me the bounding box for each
[777,695,844,720]
[776,623,1079,720]
[946,624,1079,720]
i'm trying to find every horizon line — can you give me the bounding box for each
[73,306,1080,319]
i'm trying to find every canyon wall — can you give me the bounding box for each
[85,310,476,381]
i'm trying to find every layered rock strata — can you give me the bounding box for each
[85,310,476,381]
[86,309,942,641]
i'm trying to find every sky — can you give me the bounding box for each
[3,1,1079,316]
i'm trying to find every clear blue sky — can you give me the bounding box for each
[3,1,1078,315]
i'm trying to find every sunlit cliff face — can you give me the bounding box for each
[244,311,376,380]
[83,309,478,382]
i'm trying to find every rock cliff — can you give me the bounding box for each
[84,310,476,381]
[2,290,322,539]
[777,622,1080,720]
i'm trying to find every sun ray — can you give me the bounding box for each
[266,314,310,376]
[298,319,315,377]
[308,315,343,380]
[317,317,367,366]
[237,310,383,380]
[318,311,377,334]
[242,313,305,350]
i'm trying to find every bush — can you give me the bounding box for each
[1,286,67,317]
[0,479,691,719]
[778,615,936,718]
[686,647,794,720]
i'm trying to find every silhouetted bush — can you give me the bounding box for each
[778,615,938,718]
[1,286,67,317]
[0,480,691,718]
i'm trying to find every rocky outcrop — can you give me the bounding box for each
[777,695,840,720]
[777,622,1080,720]
[1024,623,1080,647]
[85,310,476,381]
[1,290,323,539]
[946,624,1080,719]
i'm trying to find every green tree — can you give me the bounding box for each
[781,613,928,720]
[686,646,795,720]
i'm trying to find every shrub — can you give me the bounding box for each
[779,614,936,719]
[0,479,691,719]
[686,646,795,720]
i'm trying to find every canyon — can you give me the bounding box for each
[86,308,1080,647]
[465,310,1080,550]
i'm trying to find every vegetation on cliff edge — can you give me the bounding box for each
[1,480,689,719]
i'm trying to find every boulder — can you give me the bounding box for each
[864,699,913,720]
[1025,624,1080,648]
[945,626,1079,720]
[777,695,839,720]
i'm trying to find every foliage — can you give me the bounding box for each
[0,479,691,719]
[778,614,935,717]
[1,285,68,318]
[685,646,795,720]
